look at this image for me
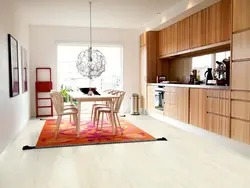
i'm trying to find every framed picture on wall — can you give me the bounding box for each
[21,46,28,93]
[8,34,19,97]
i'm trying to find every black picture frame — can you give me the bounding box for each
[21,46,28,93]
[8,34,19,97]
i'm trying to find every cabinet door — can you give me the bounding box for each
[147,85,155,110]
[221,0,231,41]
[176,88,189,123]
[177,17,190,51]
[231,118,250,145]
[206,1,222,44]
[190,10,206,48]
[231,61,250,90]
[158,29,165,56]
[166,24,178,54]
[140,46,147,109]
[233,0,250,32]
[207,113,230,137]
[190,89,207,128]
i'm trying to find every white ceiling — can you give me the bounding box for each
[14,0,182,29]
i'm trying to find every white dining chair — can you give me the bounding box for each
[95,91,126,133]
[49,91,78,137]
[90,89,113,122]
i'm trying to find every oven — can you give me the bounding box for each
[154,86,164,111]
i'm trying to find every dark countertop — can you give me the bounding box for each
[148,83,230,89]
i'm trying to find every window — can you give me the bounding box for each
[192,51,230,82]
[57,45,123,91]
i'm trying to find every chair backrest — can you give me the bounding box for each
[49,91,64,115]
[114,91,126,112]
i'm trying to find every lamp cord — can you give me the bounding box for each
[89,1,92,49]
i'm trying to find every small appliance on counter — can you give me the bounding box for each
[204,68,216,85]
[156,75,167,83]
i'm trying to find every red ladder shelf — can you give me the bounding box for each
[35,68,53,118]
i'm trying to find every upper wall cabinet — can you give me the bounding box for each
[190,9,206,49]
[233,0,250,32]
[158,29,165,57]
[221,0,232,41]
[165,23,178,54]
[206,1,222,45]
[177,17,190,51]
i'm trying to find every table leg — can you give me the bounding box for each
[110,100,116,135]
[77,101,81,137]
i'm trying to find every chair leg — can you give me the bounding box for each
[106,113,109,120]
[115,113,123,134]
[91,104,95,121]
[96,110,101,130]
[73,114,79,136]
[100,112,104,133]
[93,107,97,126]
[55,115,62,137]
[70,114,72,122]
[72,114,76,124]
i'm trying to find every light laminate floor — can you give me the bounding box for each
[0,115,250,188]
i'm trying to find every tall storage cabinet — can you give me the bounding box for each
[140,32,157,110]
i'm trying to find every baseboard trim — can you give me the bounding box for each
[148,112,250,156]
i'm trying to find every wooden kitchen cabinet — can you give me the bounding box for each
[164,87,189,123]
[233,0,250,32]
[139,32,157,109]
[158,29,165,57]
[221,0,231,41]
[206,89,230,137]
[207,113,230,137]
[206,1,222,45]
[231,118,250,145]
[189,89,207,129]
[177,17,190,51]
[231,61,250,90]
[147,85,155,111]
[165,24,178,54]
[189,9,206,49]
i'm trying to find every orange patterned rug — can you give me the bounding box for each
[22,119,167,150]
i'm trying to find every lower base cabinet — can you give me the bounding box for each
[164,87,189,123]
[189,88,207,129]
[147,85,155,111]
[231,119,250,145]
[207,113,230,137]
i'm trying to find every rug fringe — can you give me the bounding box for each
[22,137,168,151]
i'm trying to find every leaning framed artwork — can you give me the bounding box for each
[8,34,19,97]
[21,46,28,93]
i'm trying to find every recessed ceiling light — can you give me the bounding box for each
[141,24,145,26]
[157,13,161,15]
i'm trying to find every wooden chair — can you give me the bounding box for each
[50,90,76,122]
[49,91,78,137]
[91,90,121,125]
[90,89,113,121]
[95,91,126,133]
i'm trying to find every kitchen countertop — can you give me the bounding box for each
[148,83,230,89]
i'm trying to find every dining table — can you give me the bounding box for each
[68,92,119,136]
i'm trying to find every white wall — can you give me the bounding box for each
[29,26,140,116]
[0,0,30,154]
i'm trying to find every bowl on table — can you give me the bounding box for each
[79,88,101,95]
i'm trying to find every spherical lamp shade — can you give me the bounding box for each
[76,48,107,80]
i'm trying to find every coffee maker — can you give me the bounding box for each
[204,68,215,85]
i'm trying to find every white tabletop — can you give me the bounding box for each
[68,92,118,101]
